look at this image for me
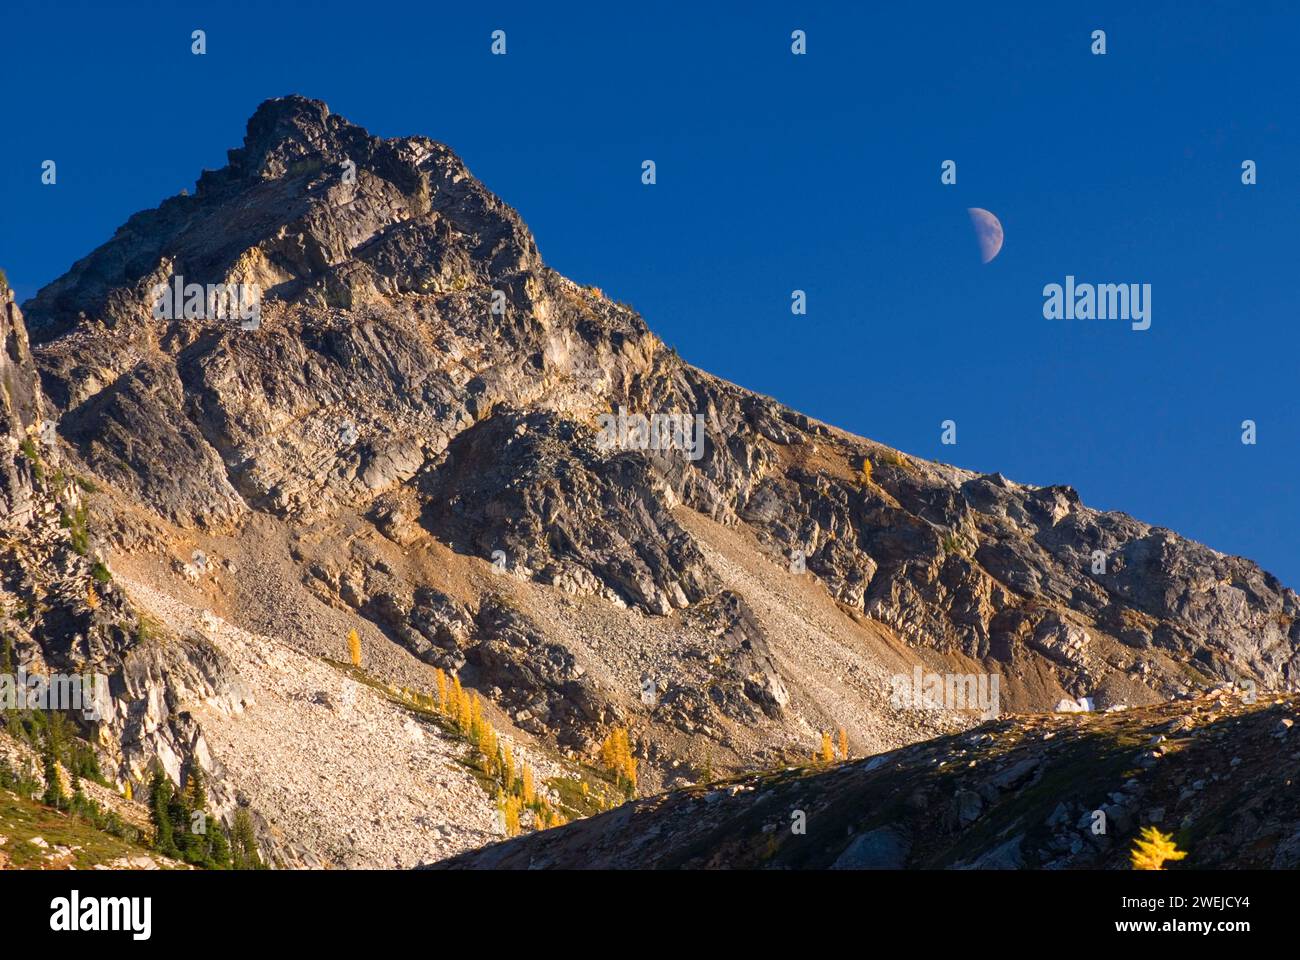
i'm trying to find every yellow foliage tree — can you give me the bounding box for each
[435,668,448,713]
[1131,827,1187,871]
[86,583,100,610]
[497,791,522,837]
[469,693,484,746]
[838,727,849,761]
[346,628,362,668]
[502,742,515,792]
[860,459,873,487]
[819,731,835,763]
[522,764,536,806]
[599,726,637,792]
[450,674,470,732]
[405,670,562,835]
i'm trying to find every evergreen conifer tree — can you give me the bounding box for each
[149,769,179,857]
[41,739,66,809]
[231,807,265,870]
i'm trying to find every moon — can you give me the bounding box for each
[967,207,1004,264]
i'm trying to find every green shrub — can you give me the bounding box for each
[60,503,90,555]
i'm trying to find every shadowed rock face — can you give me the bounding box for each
[6,97,1299,865]
[420,409,719,615]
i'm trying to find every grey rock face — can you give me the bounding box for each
[0,281,255,859]
[420,409,717,615]
[0,283,44,530]
[831,827,911,869]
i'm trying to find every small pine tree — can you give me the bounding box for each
[167,779,195,861]
[184,764,207,810]
[231,808,265,870]
[346,628,362,668]
[1131,827,1187,870]
[0,636,15,737]
[149,770,179,857]
[41,741,66,809]
[208,822,232,869]
[69,771,88,817]
[46,710,67,762]
[178,763,212,865]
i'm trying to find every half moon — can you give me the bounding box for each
[967,207,1004,264]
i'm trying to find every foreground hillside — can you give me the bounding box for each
[436,688,1300,869]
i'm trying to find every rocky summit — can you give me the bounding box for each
[1,95,1296,870]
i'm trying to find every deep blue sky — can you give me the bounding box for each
[2,1,1298,586]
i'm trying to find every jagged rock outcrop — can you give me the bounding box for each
[421,409,718,615]
[0,282,44,529]
[0,279,257,858]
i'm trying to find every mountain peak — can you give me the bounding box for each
[24,95,539,338]
[4,92,1299,875]
[232,95,349,180]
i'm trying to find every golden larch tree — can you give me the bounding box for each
[502,742,515,793]
[522,764,536,805]
[819,731,835,763]
[599,726,637,790]
[346,628,362,668]
[435,668,449,713]
[1131,827,1187,870]
[497,791,522,837]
